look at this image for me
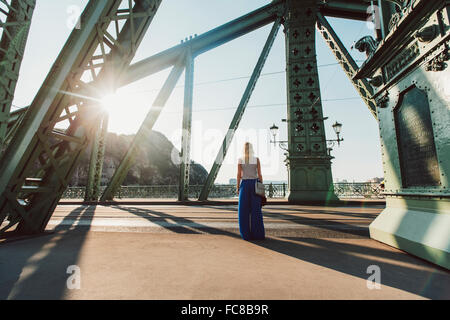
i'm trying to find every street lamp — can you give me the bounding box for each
[270,123,279,139]
[270,121,343,154]
[327,121,344,156]
[269,123,288,151]
[331,121,343,146]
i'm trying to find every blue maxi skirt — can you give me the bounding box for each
[238,179,265,240]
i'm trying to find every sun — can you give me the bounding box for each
[99,89,152,134]
[100,92,124,111]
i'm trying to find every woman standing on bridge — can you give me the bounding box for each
[236,142,265,240]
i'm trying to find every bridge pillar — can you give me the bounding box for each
[356,0,450,269]
[284,0,339,204]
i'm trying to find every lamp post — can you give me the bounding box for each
[269,123,288,151]
[270,121,344,155]
[327,121,344,156]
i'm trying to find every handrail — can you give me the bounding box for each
[62,182,385,200]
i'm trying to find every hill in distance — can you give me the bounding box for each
[70,130,208,187]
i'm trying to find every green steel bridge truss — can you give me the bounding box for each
[0,0,397,235]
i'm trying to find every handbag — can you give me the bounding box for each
[255,180,265,197]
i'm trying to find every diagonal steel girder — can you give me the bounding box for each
[316,12,377,119]
[0,0,36,151]
[0,0,163,235]
[198,18,282,201]
[100,52,186,201]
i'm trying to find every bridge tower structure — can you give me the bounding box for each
[284,0,338,203]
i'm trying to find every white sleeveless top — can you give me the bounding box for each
[238,156,258,180]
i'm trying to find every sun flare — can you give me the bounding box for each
[101,92,125,111]
[99,90,154,134]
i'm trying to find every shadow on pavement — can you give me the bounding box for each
[1,204,448,299]
[0,206,95,299]
[113,205,450,299]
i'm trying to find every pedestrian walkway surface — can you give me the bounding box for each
[0,203,449,300]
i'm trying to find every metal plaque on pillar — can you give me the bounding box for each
[394,86,440,187]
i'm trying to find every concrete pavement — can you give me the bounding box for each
[0,203,449,299]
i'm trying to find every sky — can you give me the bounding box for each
[12,0,384,184]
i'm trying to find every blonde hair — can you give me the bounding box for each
[243,142,254,164]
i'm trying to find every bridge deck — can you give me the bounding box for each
[0,203,449,299]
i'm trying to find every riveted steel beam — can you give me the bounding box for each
[198,18,281,201]
[0,0,36,151]
[100,51,186,201]
[316,12,377,119]
[319,0,371,21]
[0,0,163,235]
[4,105,27,146]
[178,49,194,202]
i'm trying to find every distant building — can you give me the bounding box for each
[368,177,383,183]
[229,178,237,185]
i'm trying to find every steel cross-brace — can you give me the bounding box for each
[0,0,162,234]
[0,0,36,151]
[198,18,282,201]
[316,12,377,119]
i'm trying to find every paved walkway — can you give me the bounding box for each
[0,203,449,299]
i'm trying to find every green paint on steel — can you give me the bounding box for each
[316,12,377,119]
[284,0,338,204]
[85,112,109,202]
[0,0,163,235]
[0,0,36,151]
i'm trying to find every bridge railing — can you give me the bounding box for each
[62,182,384,200]
[333,182,384,199]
